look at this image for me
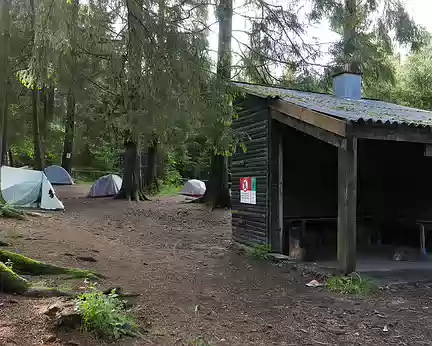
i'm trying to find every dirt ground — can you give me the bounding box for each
[0,184,432,346]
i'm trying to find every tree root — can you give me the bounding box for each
[138,191,150,201]
[0,250,105,279]
[0,205,26,220]
[116,189,150,201]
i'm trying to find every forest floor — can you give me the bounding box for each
[0,184,431,346]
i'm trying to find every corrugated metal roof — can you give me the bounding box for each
[234,82,432,128]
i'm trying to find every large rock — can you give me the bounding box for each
[43,301,82,329]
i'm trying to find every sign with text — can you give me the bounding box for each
[240,177,256,204]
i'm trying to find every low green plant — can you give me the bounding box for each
[158,184,182,196]
[248,244,272,260]
[75,285,137,339]
[191,337,212,346]
[327,273,376,296]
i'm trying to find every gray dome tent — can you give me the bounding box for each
[88,174,122,197]
[44,165,74,185]
[1,166,64,210]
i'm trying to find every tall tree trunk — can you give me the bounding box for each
[144,135,158,191]
[199,0,232,208]
[1,90,8,165]
[41,87,53,161]
[30,0,44,170]
[0,0,11,170]
[61,90,75,173]
[117,138,148,201]
[117,0,148,200]
[61,0,78,174]
[32,89,44,170]
[7,149,13,167]
[142,0,163,192]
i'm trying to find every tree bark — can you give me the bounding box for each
[7,149,13,167]
[200,154,231,207]
[1,88,8,166]
[30,0,44,171]
[61,0,78,174]
[61,90,75,173]
[117,0,149,200]
[117,138,148,201]
[0,0,11,168]
[32,89,44,170]
[41,87,54,161]
[144,135,158,191]
[199,0,232,208]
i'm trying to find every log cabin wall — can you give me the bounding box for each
[231,95,271,246]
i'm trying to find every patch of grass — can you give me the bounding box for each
[74,179,95,185]
[75,286,138,339]
[157,184,181,197]
[328,273,376,296]
[248,244,271,260]
[190,337,213,346]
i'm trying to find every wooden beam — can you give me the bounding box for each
[278,134,284,253]
[337,136,357,274]
[420,223,426,256]
[269,99,347,137]
[351,123,432,144]
[271,109,347,149]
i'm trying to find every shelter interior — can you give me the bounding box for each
[271,116,432,264]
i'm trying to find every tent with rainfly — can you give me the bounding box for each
[180,179,206,198]
[1,166,64,210]
[88,174,122,197]
[44,165,74,185]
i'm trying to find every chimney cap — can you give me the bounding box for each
[333,69,362,100]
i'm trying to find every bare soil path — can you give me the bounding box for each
[0,185,431,345]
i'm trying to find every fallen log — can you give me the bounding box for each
[0,250,104,279]
[0,262,31,293]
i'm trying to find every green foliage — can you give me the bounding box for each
[248,244,272,260]
[158,184,181,197]
[164,151,184,187]
[76,286,137,339]
[328,274,376,296]
[394,44,432,110]
[310,0,428,86]
[191,337,212,346]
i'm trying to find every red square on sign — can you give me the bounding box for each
[240,177,251,192]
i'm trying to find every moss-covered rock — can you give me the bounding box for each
[0,262,30,293]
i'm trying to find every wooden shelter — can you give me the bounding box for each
[231,74,432,273]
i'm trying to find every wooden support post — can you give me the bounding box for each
[337,136,357,274]
[278,135,284,253]
[420,223,426,257]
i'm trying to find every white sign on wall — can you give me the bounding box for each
[240,177,256,204]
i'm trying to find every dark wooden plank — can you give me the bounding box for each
[351,122,432,144]
[420,223,426,256]
[278,134,284,253]
[269,99,347,136]
[337,136,357,274]
[271,109,347,148]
